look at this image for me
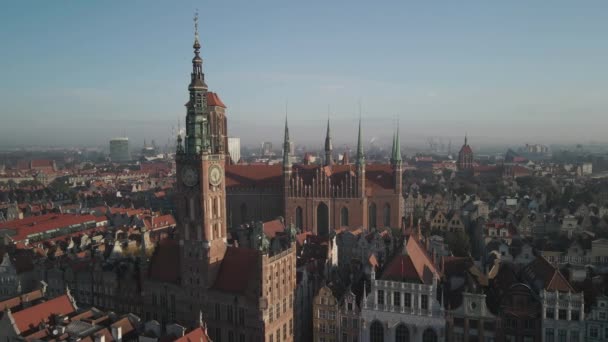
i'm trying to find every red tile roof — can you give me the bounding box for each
[11,294,76,333]
[0,214,98,242]
[225,164,283,187]
[383,237,440,284]
[173,327,211,342]
[0,288,45,312]
[212,247,259,294]
[207,92,226,108]
[522,256,575,292]
[382,254,421,282]
[263,219,285,238]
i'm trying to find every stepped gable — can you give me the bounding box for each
[212,246,259,294]
[148,238,180,283]
[11,294,76,334]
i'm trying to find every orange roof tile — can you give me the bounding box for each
[12,294,76,333]
[207,92,226,108]
[173,327,211,342]
[263,219,285,238]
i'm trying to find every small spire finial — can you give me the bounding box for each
[194,9,199,38]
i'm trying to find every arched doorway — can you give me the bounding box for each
[422,328,437,342]
[383,203,391,227]
[395,324,409,342]
[295,206,303,230]
[317,202,329,236]
[340,207,349,227]
[368,203,377,228]
[370,321,384,342]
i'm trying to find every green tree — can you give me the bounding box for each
[446,231,471,257]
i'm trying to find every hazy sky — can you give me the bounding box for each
[1,1,608,149]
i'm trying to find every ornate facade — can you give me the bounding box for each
[226,119,405,236]
[140,18,296,342]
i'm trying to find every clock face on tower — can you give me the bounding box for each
[209,164,222,186]
[182,166,199,187]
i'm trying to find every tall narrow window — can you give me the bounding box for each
[368,203,377,228]
[240,203,247,223]
[383,203,391,227]
[296,207,303,230]
[341,207,349,226]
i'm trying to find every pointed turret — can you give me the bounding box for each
[283,117,292,168]
[324,118,333,166]
[391,126,402,165]
[185,11,209,155]
[356,117,365,166]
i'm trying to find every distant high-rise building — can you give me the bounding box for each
[109,137,131,162]
[261,141,273,156]
[228,137,241,163]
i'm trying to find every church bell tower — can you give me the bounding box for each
[175,12,228,290]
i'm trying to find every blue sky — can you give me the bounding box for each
[1,1,607,148]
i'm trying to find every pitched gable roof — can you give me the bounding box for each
[381,237,440,284]
[11,294,76,333]
[522,256,575,292]
[173,327,211,342]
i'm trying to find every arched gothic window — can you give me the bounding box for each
[368,203,377,228]
[422,328,437,342]
[395,324,409,342]
[370,321,384,342]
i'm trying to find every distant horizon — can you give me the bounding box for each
[1,2,608,147]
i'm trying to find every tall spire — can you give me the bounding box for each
[324,115,333,166]
[189,9,206,91]
[356,116,365,166]
[392,121,402,163]
[464,133,468,146]
[283,115,291,168]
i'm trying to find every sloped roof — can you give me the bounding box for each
[207,92,226,108]
[173,327,211,342]
[263,219,285,238]
[522,256,575,292]
[382,237,439,284]
[12,294,76,333]
[212,247,259,294]
[225,164,283,187]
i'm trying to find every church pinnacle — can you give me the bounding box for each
[356,116,365,166]
[324,117,333,166]
[391,124,402,165]
[283,116,291,168]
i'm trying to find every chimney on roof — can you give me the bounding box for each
[94,333,106,342]
[166,323,186,338]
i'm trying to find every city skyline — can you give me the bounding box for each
[1,1,608,147]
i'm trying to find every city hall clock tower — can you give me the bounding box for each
[175,13,228,290]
